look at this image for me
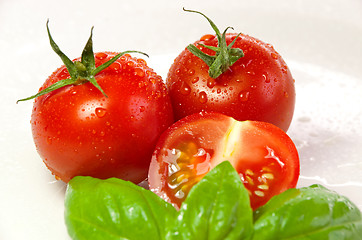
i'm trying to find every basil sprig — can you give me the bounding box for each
[65,162,362,240]
[65,177,176,240]
[253,184,362,239]
[166,161,253,240]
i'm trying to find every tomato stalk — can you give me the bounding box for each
[17,20,148,103]
[184,8,244,79]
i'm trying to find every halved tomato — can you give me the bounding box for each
[148,112,299,210]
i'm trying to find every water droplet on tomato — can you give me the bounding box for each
[200,34,215,41]
[127,61,134,67]
[47,137,52,145]
[96,52,107,60]
[137,58,147,65]
[120,55,127,62]
[139,106,145,112]
[263,74,270,83]
[282,65,288,74]
[271,53,278,59]
[135,68,145,77]
[95,108,107,118]
[180,82,191,95]
[100,131,105,137]
[198,91,208,103]
[284,91,289,98]
[192,77,199,83]
[138,81,145,88]
[154,91,162,99]
[92,129,97,134]
[207,78,216,88]
[110,62,121,71]
[188,69,195,76]
[150,77,158,84]
[239,91,250,102]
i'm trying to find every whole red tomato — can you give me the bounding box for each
[23,23,174,183]
[166,9,295,132]
[148,112,300,210]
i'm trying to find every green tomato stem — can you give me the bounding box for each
[17,21,148,103]
[183,8,244,79]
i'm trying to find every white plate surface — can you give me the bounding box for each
[1,0,361,239]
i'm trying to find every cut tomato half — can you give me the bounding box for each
[148,112,299,210]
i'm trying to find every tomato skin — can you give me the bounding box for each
[166,33,295,132]
[31,52,174,183]
[148,112,299,209]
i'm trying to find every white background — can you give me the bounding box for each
[1,0,362,239]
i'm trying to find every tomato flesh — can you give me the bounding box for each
[148,112,299,209]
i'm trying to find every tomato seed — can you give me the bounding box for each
[262,173,274,180]
[246,175,254,185]
[257,184,269,190]
[254,190,265,197]
[245,169,254,176]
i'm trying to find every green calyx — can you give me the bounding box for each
[17,20,148,103]
[184,8,244,79]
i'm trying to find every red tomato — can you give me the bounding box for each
[148,112,299,210]
[166,32,295,132]
[31,52,174,183]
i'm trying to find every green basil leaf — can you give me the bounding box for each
[252,184,362,240]
[65,176,177,240]
[167,161,254,240]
